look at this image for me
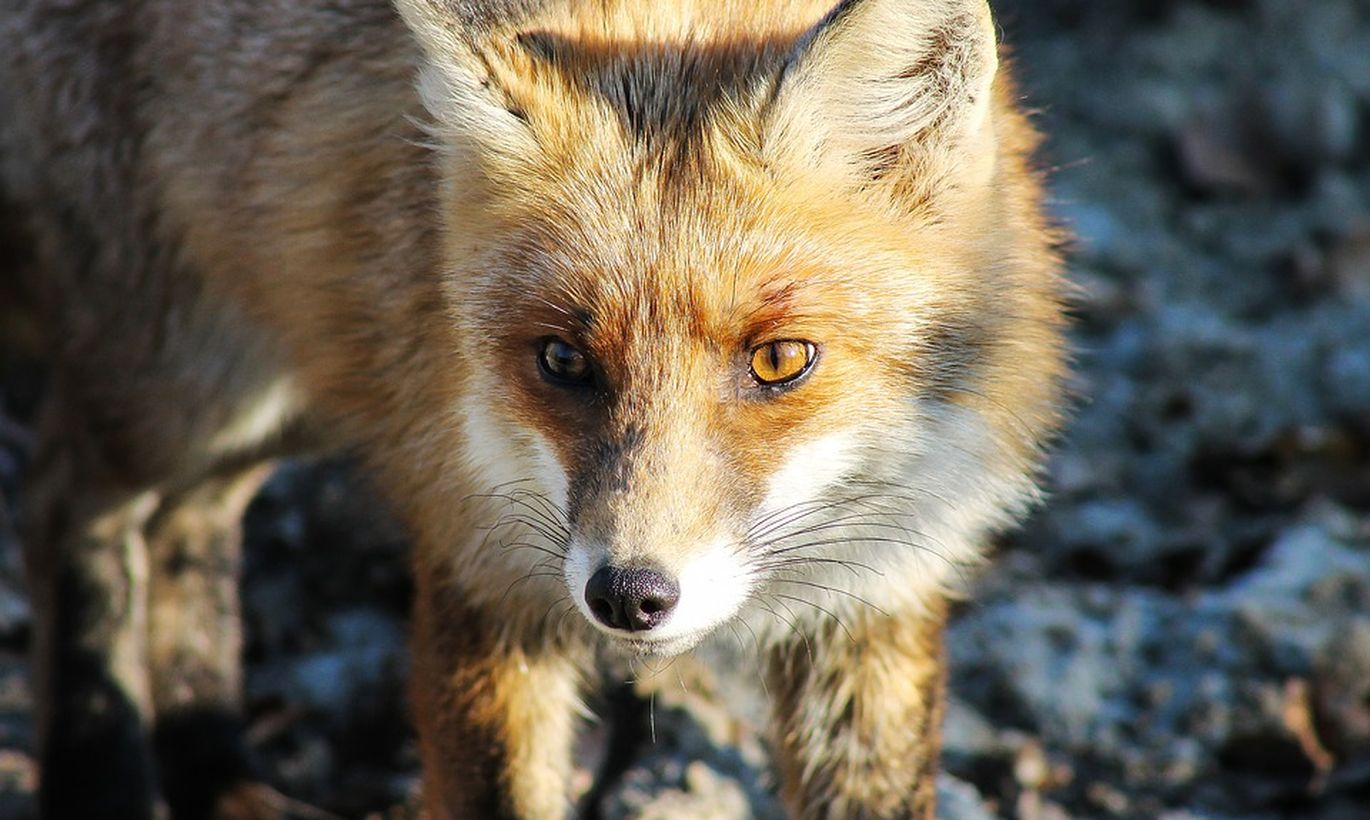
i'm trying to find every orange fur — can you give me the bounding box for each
[3,0,1066,816]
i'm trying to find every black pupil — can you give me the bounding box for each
[546,342,584,378]
[769,344,784,372]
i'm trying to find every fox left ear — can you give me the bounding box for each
[763,0,999,195]
[395,0,544,164]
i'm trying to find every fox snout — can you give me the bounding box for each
[563,534,755,654]
[583,564,680,632]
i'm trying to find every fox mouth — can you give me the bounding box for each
[579,608,717,659]
[612,631,710,658]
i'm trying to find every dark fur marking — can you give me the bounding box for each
[573,423,644,508]
[436,0,548,32]
[42,594,159,819]
[516,30,793,180]
[921,315,992,399]
[153,707,257,820]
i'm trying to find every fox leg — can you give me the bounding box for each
[767,604,948,820]
[22,395,165,820]
[410,564,585,820]
[145,464,277,820]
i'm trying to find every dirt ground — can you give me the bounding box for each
[2,0,1369,817]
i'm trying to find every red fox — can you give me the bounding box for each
[1,0,1066,816]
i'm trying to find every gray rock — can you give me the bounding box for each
[937,773,996,820]
[249,608,405,717]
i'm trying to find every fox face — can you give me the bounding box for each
[400,0,1066,654]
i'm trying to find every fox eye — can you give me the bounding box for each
[538,338,593,385]
[749,340,816,387]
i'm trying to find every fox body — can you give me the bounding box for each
[1,0,1066,817]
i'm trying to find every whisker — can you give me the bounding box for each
[754,556,881,578]
[761,597,814,666]
[554,601,578,642]
[771,593,855,644]
[494,538,567,562]
[746,498,837,541]
[840,478,957,511]
[735,616,770,697]
[487,513,568,547]
[460,477,537,501]
[746,488,942,545]
[764,535,962,574]
[539,595,573,635]
[747,492,911,542]
[726,621,748,657]
[751,514,932,553]
[483,498,568,532]
[765,576,889,617]
[498,569,564,603]
[492,509,567,533]
[468,492,570,529]
[505,488,569,525]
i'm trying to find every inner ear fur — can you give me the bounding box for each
[763,0,999,196]
[394,0,544,161]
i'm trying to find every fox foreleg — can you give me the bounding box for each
[410,565,586,820]
[768,604,947,819]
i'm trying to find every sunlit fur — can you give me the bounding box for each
[4,0,1066,815]
[400,0,1066,644]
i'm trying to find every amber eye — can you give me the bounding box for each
[749,340,816,387]
[538,338,593,385]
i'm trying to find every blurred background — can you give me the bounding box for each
[1,0,1369,817]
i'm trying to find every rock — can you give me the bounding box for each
[1259,77,1361,170]
[248,608,405,718]
[937,773,997,820]
[1176,102,1276,196]
[1312,619,1370,759]
[942,698,1002,761]
[602,757,780,820]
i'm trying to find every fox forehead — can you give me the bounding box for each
[462,157,962,341]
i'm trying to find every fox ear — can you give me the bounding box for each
[394,0,542,159]
[764,0,999,195]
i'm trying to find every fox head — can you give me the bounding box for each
[397,0,1066,654]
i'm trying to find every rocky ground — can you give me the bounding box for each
[2,0,1370,817]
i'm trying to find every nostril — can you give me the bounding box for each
[584,565,680,633]
[619,567,679,631]
[585,566,626,630]
[588,597,615,624]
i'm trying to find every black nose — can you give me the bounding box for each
[584,565,680,632]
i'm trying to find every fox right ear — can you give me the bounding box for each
[394,0,542,160]
[763,0,999,199]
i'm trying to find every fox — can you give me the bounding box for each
[0,0,1067,817]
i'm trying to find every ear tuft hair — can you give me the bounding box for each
[764,0,999,197]
[394,0,543,161]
